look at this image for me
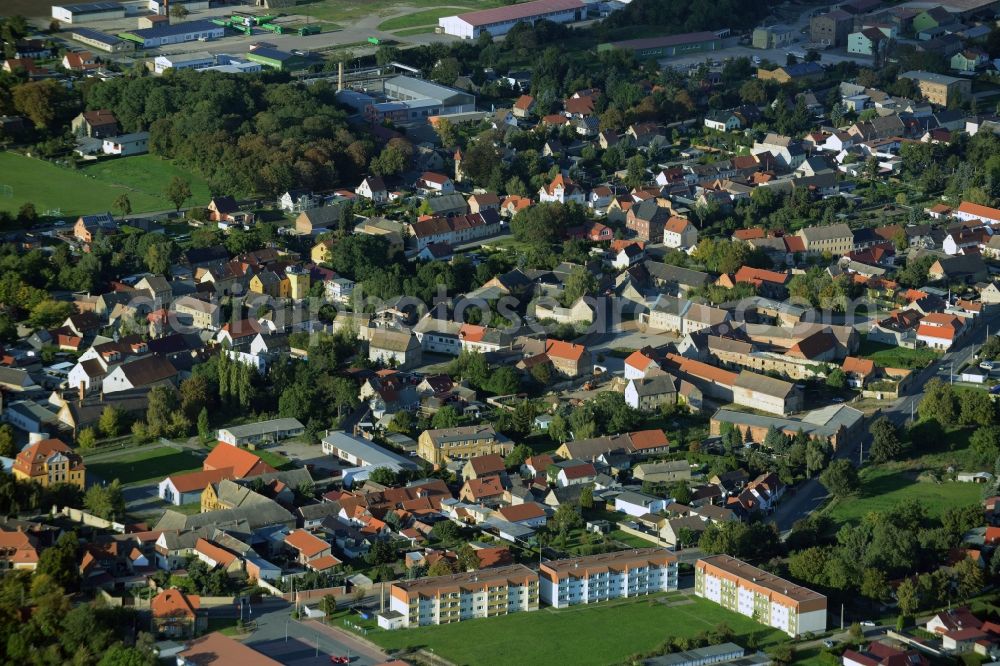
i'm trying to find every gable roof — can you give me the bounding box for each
[203,443,275,479]
[284,529,330,558]
[545,339,587,362]
[151,588,201,619]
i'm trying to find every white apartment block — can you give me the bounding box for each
[695,555,827,637]
[539,548,679,609]
[387,564,539,628]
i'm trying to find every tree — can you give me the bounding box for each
[84,480,125,520]
[431,520,461,544]
[956,556,984,601]
[365,539,395,566]
[427,559,456,577]
[487,366,521,396]
[388,410,415,436]
[762,425,788,452]
[0,424,15,458]
[825,368,847,390]
[788,547,828,585]
[146,385,180,438]
[625,154,647,188]
[98,643,156,666]
[77,427,97,450]
[37,532,80,590]
[869,417,903,463]
[197,407,210,441]
[169,3,189,19]
[165,176,192,211]
[368,467,398,486]
[971,425,1000,466]
[114,193,132,218]
[561,266,597,307]
[13,80,65,129]
[28,300,74,329]
[434,118,458,149]
[457,544,479,572]
[551,503,583,532]
[860,568,890,602]
[505,443,532,469]
[919,379,958,425]
[580,484,594,510]
[896,577,919,616]
[98,406,123,438]
[431,405,460,429]
[820,460,859,498]
[960,389,997,427]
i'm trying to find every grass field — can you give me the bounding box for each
[87,446,203,486]
[362,594,786,665]
[377,7,460,30]
[254,448,293,470]
[296,0,501,22]
[82,155,212,207]
[0,152,211,218]
[858,337,940,369]
[824,466,983,526]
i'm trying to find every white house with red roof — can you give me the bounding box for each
[416,172,455,194]
[916,312,965,350]
[556,461,597,487]
[954,200,1000,226]
[538,173,586,205]
[662,216,698,249]
[624,350,661,380]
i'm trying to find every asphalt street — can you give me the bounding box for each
[771,310,1000,534]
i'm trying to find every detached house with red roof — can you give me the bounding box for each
[0,530,40,571]
[415,172,455,195]
[917,312,966,350]
[459,476,505,506]
[151,588,206,638]
[556,461,597,487]
[543,339,592,378]
[955,200,1000,226]
[283,529,341,572]
[662,216,698,249]
[512,94,535,118]
[539,174,586,205]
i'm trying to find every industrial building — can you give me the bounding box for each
[119,20,224,48]
[70,27,136,52]
[52,2,126,24]
[338,75,476,125]
[598,31,724,60]
[438,0,585,39]
[153,52,214,74]
[245,46,314,71]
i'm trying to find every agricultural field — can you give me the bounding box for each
[361,594,787,666]
[0,152,210,219]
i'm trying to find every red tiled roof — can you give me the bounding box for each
[957,201,1000,220]
[842,356,875,376]
[628,429,670,451]
[545,339,586,362]
[151,588,200,620]
[204,443,275,479]
[496,503,546,522]
[561,462,596,479]
[165,468,234,493]
[284,529,330,558]
[455,0,584,27]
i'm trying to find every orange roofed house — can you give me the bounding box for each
[151,588,206,638]
[157,443,274,506]
[543,339,592,378]
[0,530,40,571]
[283,529,341,573]
[695,554,826,636]
[13,438,86,489]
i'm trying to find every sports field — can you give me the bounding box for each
[297,0,501,23]
[0,152,211,218]
[86,446,203,486]
[363,594,786,666]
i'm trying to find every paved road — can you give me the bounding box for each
[771,310,1000,534]
[219,598,386,666]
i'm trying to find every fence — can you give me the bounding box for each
[57,506,124,533]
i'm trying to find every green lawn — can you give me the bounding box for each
[857,337,940,369]
[362,594,786,666]
[378,8,459,30]
[87,446,203,486]
[0,152,212,219]
[825,466,983,526]
[254,448,293,470]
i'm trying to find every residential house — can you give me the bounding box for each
[71,109,118,138]
[407,210,502,251]
[615,490,667,517]
[417,425,511,466]
[796,223,854,255]
[916,312,965,349]
[151,589,206,638]
[74,212,117,243]
[626,200,671,242]
[356,176,388,202]
[624,374,678,411]
[171,295,221,330]
[543,339,592,378]
[468,192,501,214]
[207,196,254,228]
[662,216,698,249]
[101,356,177,393]
[928,255,988,283]
[416,172,455,194]
[284,529,340,572]
[539,174,586,205]
[556,462,597,487]
[460,476,505,506]
[12,438,86,489]
[368,330,422,369]
[0,530,39,571]
[512,94,535,118]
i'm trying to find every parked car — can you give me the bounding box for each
[823,640,836,648]
[981,361,996,371]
